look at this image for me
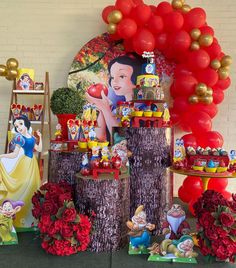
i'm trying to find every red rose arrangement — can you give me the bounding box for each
[32,181,92,256]
[193,190,236,263]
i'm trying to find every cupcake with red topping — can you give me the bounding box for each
[192,160,204,171]
[217,160,228,173]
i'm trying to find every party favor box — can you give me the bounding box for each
[16,68,35,90]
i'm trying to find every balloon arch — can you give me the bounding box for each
[102,0,232,209]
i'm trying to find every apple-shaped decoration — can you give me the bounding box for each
[102,160,110,169]
[112,156,122,169]
[87,83,108,99]
[219,159,226,167]
[80,167,90,176]
[90,158,100,169]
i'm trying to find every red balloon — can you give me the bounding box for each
[188,49,210,70]
[123,38,134,52]
[131,4,151,25]
[181,133,198,149]
[174,64,193,77]
[102,6,116,23]
[164,11,184,32]
[199,25,214,36]
[115,0,133,16]
[180,112,192,132]
[174,74,198,96]
[156,1,173,16]
[117,18,137,39]
[155,33,168,51]
[213,88,224,104]
[214,77,231,91]
[183,176,203,196]
[133,28,155,55]
[204,40,222,59]
[148,15,164,34]
[196,68,218,87]
[170,30,191,51]
[149,5,156,13]
[208,178,228,192]
[184,7,206,30]
[170,83,178,98]
[189,102,218,119]
[109,32,122,41]
[197,130,224,148]
[169,107,181,125]
[173,96,190,114]
[190,111,212,134]
[221,191,233,201]
[132,0,143,6]
[178,186,192,203]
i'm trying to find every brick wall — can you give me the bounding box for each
[0,0,235,194]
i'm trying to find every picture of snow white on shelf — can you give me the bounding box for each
[0,115,42,229]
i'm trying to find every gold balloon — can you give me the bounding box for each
[181,4,191,13]
[172,0,183,9]
[198,34,213,47]
[221,55,233,67]
[107,10,123,24]
[190,41,200,50]
[210,59,221,70]
[200,95,213,104]
[6,58,19,69]
[222,65,230,71]
[190,29,201,41]
[195,83,207,96]
[107,23,117,34]
[206,87,213,96]
[189,95,199,104]
[0,64,7,76]
[5,68,18,80]
[218,67,229,80]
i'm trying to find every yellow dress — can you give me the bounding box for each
[0,134,40,228]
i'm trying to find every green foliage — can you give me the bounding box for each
[50,87,85,115]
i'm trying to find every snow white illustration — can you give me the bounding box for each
[0,115,42,228]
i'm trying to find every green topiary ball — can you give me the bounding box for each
[50,87,85,115]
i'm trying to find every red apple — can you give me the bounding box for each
[80,167,90,176]
[121,119,130,127]
[87,83,108,99]
[91,158,100,169]
[102,160,110,169]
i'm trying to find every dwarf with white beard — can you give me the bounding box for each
[162,204,190,240]
[127,205,155,250]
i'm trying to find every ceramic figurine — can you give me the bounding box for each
[230,150,236,163]
[55,123,63,141]
[88,126,96,141]
[127,205,155,253]
[162,103,170,124]
[80,153,90,176]
[175,138,185,158]
[162,204,190,240]
[0,200,24,244]
[159,235,198,258]
[91,104,98,126]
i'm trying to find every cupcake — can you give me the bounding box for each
[192,160,204,171]
[78,139,87,149]
[98,140,109,148]
[217,160,228,173]
[134,110,143,117]
[205,160,217,173]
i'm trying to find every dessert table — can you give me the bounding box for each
[170,167,236,191]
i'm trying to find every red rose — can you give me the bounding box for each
[54,219,64,232]
[216,245,228,260]
[219,212,235,227]
[60,223,74,238]
[205,227,218,241]
[58,192,72,206]
[229,228,236,236]
[47,223,57,237]
[38,215,52,233]
[199,212,215,227]
[32,190,44,205]
[42,200,58,216]
[215,226,228,238]
[32,206,42,220]
[62,208,77,222]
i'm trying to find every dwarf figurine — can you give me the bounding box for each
[160,235,198,258]
[127,205,155,250]
[162,204,190,240]
[55,123,63,141]
[0,200,24,243]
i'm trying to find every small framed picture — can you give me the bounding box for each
[34,82,44,91]
[16,68,35,90]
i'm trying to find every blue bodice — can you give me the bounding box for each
[14,134,35,158]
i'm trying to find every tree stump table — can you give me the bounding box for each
[75,173,130,252]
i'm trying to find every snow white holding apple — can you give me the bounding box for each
[85,54,143,140]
